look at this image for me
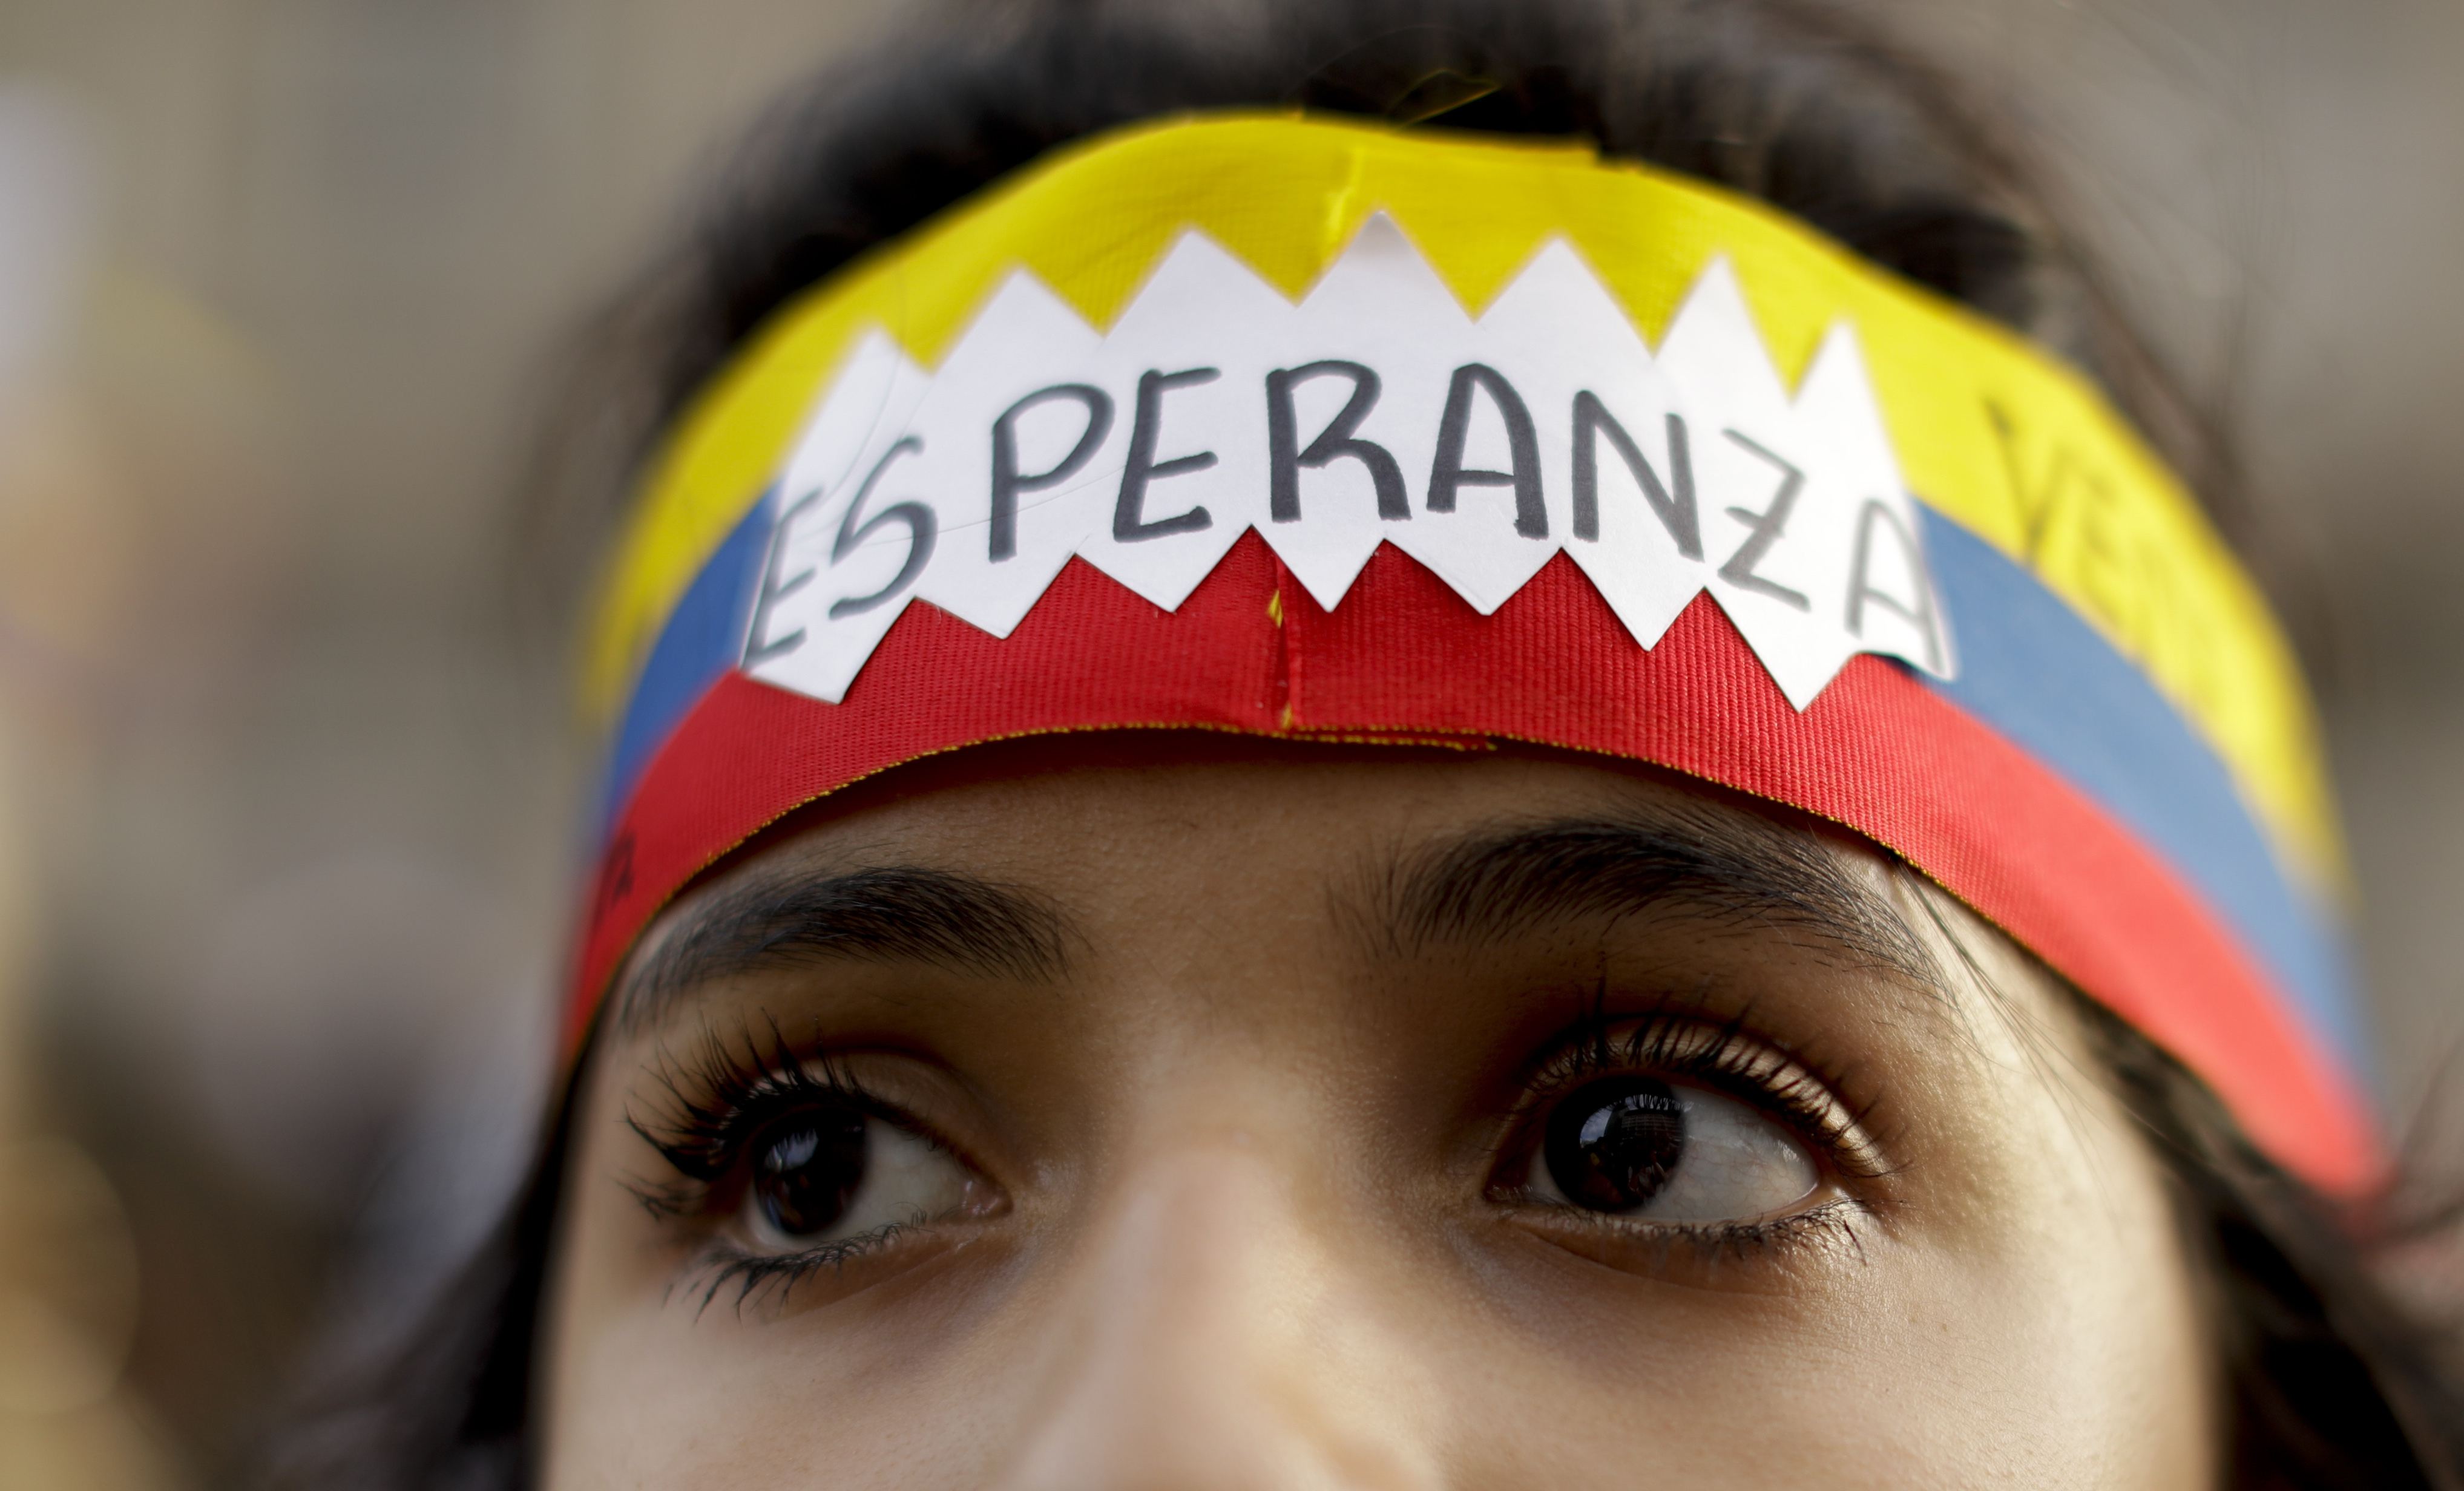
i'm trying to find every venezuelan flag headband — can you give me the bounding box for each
[582,114,2373,1193]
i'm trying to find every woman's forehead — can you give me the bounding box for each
[669,737,1868,896]
[616,740,1960,1037]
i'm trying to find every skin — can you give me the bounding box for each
[544,735,2219,1489]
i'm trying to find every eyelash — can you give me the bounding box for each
[625,1023,936,1311]
[1499,1007,1887,1262]
[628,1008,1885,1305]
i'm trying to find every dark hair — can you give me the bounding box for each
[2073,999,2464,1489]
[295,1,2463,1486]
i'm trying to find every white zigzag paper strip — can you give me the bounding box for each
[740,214,1954,709]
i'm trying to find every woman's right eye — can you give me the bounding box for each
[741,1105,973,1251]
[1526,1074,1821,1225]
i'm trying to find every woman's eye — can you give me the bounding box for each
[1528,1075,1818,1223]
[744,1107,971,1250]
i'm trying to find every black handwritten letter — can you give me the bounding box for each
[1427,364,1545,539]
[1716,430,1810,611]
[829,436,937,618]
[741,488,823,666]
[1571,394,1700,554]
[1845,498,1947,672]
[990,384,1113,561]
[1114,367,1219,542]
[1266,361,1408,522]
[1985,399,2071,563]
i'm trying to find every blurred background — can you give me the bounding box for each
[0,0,2459,1484]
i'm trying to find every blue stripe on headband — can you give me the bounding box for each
[1916,505,2362,1077]
[600,491,777,833]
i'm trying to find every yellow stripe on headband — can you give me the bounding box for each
[585,112,2340,892]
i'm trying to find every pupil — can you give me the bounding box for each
[1543,1076,1686,1212]
[753,1109,869,1239]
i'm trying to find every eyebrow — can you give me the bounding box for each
[1366,805,1942,988]
[613,865,1075,1035]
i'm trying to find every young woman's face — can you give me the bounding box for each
[544,738,2216,1489]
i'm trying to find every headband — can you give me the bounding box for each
[579,114,2373,1193]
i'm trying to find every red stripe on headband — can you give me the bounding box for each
[579,533,2376,1192]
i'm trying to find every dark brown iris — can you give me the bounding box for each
[1544,1076,1686,1212]
[751,1109,869,1238]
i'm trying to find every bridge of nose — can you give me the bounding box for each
[985,1142,1450,1491]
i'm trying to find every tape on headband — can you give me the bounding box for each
[580,113,2373,1191]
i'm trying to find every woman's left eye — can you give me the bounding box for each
[742,1106,973,1251]
[1523,1075,1819,1224]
